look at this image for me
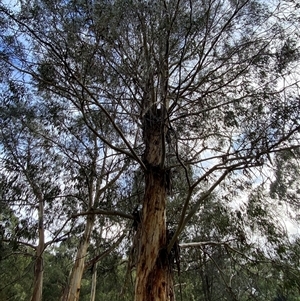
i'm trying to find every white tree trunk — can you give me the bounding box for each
[90,262,98,301]
[31,198,45,301]
[64,215,94,301]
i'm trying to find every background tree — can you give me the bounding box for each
[0,81,65,301]
[0,190,33,301]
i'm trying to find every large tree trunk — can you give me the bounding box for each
[135,170,174,301]
[31,197,45,301]
[135,108,174,301]
[64,215,95,301]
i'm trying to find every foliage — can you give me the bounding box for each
[0,0,300,300]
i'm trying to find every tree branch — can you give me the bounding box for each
[84,233,126,270]
[71,208,134,220]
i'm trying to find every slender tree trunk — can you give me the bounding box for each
[31,198,45,301]
[64,215,95,301]
[135,108,174,301]
[90,262,97,301]
[31,254,44,301]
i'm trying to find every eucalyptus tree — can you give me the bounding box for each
[0,81,64,301]
[1,0,300,301]
[0,181,33,301]
[178,187,298,301]
[54,114,129,301]
[270,147,300,211]
[0,67,128,301]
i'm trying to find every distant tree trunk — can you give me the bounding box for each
[135,108,174,301]
[31,197,45,301]
[90,262,97,301]
[64,214,95,301]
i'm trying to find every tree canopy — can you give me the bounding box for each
[0,0,300,300]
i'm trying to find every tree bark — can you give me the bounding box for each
[64,214,95,301]
[135,107,174,301]
[135,167,174,301]
[31,254,44,301]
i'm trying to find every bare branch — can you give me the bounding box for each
[84,233,126,270]
[71,208,134,220]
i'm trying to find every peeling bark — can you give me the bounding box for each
[135,108,174,301]
[135,169,174,301]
